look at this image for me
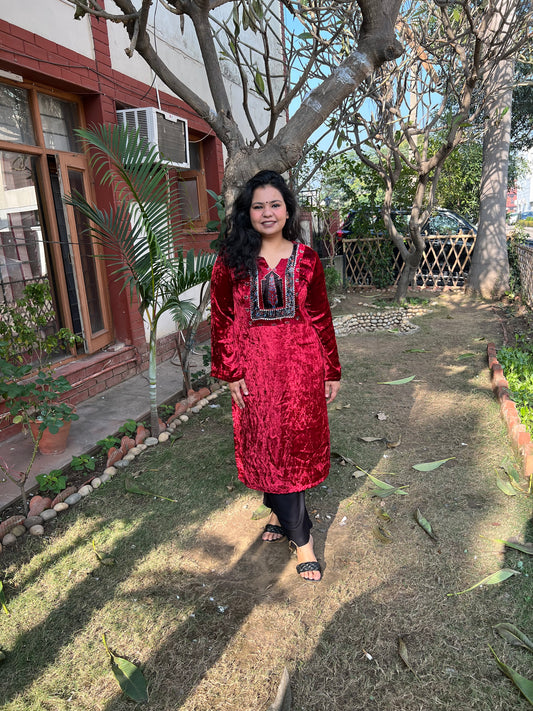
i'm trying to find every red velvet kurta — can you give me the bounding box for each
[210,242,341,494]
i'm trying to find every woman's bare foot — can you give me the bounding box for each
[295,535,322,581]
[262,512,285,542]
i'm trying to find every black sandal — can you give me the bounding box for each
[262,523,286,542]
[296,560,322,582]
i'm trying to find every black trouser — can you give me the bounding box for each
[263,491,312,547]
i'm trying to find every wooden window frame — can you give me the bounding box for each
[0,78,113,354]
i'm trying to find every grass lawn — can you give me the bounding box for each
[0,291,532,710]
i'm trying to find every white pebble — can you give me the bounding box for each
[79,485,93,497]
[179,415,189,423]
[103,466,117,477]
[29,525,45,536]
[137,443,148,451]
[145,437,159,446]
[129,446,141,456]
[191,405,202,414]
[199,398,209,406]
[99,473,111,483]
[54,502,69,512]
[91,477,102,488]
[158,432,170,443]
[12,525,26,537]
[123,453,136,461]
[65,493,82,505]
[2,533,16,546]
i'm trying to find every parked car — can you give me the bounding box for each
[338,207,477,286]
[337,207,477,240]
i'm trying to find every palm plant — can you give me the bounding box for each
[65,123,215,436]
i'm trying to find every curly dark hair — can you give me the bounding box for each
[219,170,302,277]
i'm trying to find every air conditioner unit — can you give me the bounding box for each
[117,107,190,168]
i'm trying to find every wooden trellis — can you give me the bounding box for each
[343,234,477,288]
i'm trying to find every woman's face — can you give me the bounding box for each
[249,185,288,239]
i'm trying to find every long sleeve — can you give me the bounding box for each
[210,256,244,382]
[305,253,342,381]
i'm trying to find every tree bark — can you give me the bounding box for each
[467,56,513,299]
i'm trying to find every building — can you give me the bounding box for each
[0,0,276,440]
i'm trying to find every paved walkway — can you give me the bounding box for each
[0,357,201,513]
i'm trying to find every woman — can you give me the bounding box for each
[210,170,341,582]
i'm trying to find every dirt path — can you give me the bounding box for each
[167,291,531,711]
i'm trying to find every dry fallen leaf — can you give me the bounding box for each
[372,524,393,544]
[398,637,420,681]
[386,434,402,448]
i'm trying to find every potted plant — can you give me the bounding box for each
[0,281,81,512]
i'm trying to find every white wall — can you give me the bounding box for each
[107,2,285,142]
[516,148,533,214]
[0,0,94,59]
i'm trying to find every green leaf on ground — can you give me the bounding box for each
[414,508,437,541]
[378,375,416,385]
[447,568,520,596]
[124,478,178,503]
[0,581,9,615]
[456,353,476,360]
[366,473,408,496]
[366,472,395,489]
[496,475,518,496]
[487,538,533,555]
[412,457,455,471]
[359,436,385,443]
[490,645,533,704]
[92,540,116,566]
[102,633,148,703]
[370,486,409,498]
[251,503,271,520]
[493,623,533,652]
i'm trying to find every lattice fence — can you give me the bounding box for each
[343,235,477,288]
[518,244,533,308]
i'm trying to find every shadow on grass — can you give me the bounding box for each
[1,292,526,710]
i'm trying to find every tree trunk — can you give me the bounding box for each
[148,328,159,436]
[467,58,513,298]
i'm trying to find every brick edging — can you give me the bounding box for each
[488,343,533,478]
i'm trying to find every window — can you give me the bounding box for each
[0,80,112,354]
[0,85,35,145]
[175,136,208,228]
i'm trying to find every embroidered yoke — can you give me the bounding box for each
[210,243,341,494]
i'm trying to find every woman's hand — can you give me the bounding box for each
[229,378,249,409]
[325,380,341,404]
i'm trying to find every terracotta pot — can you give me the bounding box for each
[29,420,72,455]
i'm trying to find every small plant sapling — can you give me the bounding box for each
[36,469,67,495]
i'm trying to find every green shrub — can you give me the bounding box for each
[498,338,533,436]
[70,454,96,474]
[36,469,67,495]
[324,266,342,294]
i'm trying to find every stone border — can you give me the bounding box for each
[0,384,229,556]
[488,342,533,479]
[333,304,432,336]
